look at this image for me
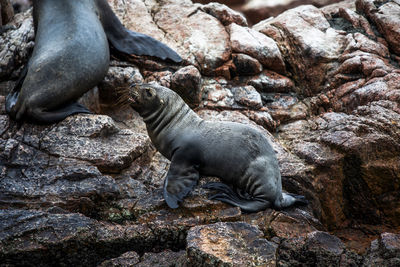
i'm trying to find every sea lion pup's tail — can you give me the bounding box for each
[203,182,308,213]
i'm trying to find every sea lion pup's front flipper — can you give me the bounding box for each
[95,0,182,63]
[203,182,271,213]
[163,148,200,209]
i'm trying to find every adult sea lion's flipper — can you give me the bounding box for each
[96,0,182,63]
[163,150,200,209]
[204,182,271,213]
[5,64,29,115]
[29,102,91,124]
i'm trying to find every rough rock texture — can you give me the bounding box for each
[1,0,400,266]
[0,0,14,26]
[187,222,278,266]
[194,0,346,25]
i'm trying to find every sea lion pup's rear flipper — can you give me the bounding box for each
[29,102,91,123]
[203,182,271,213]
[95,0,182,63]
[163,150,200,209]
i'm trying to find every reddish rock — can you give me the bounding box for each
[254,5,347,94]
[247,110,277,132]
[232,53,262,76]
[229,23,285,74]
[240,0,343,25]
[202,81,234,108]
[144,70,172,88]
[245,70,295,93]
[231,85,262,109]
[171,65,203,106]
[356,0,400,55]
[150,0,231,75]
[200,2,247,26]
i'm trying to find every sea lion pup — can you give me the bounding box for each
[6,0,181,123]
[128,83,307,213]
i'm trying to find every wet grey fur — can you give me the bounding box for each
[6,0,181,123]
[130,83,307,213]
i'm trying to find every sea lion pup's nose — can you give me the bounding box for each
[128,83,140,104]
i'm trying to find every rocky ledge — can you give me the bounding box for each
[0,0,399,266]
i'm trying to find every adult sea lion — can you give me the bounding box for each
[6,0,181,123]
[128,83,307,213]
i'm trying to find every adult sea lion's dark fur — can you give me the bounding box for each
[6,0,181,123]
[128,83,307,213]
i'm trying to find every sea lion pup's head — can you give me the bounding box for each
[128,83,180,115]
[128,83,173,114]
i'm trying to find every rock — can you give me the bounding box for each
[239,0,344,25]
[98,64,144,106]
[356,0,400,55]
[202,82,234,108]
[232,53,262,76]
[200,2,247,26]
[0,209,188,266]
[0,0,14,25]
[98,251,140,267]
[363,232,400,267]
[229,23,285,74]
[245,71,295,94]
[278,231,363,266]
[254,5,347,94]
[0,116,120,216]
[40,115,150,173]
[99,250,187,267]
[1,0,400,265]
[231,85,262,109]
[136,250,187,267]
[187,222,278,266]
[171,65,203,106]
[0,8,34,80]
[247,110,277,132]
[144,70,172,88]
[145,0,231,75]
[107,0,178,56]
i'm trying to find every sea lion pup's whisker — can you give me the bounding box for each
[129,83,308,213]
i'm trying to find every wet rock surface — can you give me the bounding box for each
[1,0,400,266]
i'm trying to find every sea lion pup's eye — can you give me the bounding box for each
[145,88,154,98]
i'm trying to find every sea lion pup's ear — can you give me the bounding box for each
[95,0,182,63]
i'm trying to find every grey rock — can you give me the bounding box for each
[40,115,150,173]
[363,232,400,267]
[231,85,263,109]
[171,65,202,106]
[187,222,278,266]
